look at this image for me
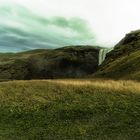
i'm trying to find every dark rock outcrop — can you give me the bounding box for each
[106,30,140,62]
[0,46,100,80]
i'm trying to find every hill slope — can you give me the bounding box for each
[0,79,139,139]
[93,30,140,81]
[0,46,100,80]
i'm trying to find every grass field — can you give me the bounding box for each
[0,79,139,140]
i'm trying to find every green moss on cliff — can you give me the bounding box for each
[0,46,100,80]
[93,30,140,81]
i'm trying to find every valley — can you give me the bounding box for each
[0,30,140,139]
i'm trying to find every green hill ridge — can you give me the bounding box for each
[93,30,140,81]
[0,46,100,80]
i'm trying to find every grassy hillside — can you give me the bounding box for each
[93,30,140,81]
[94,50,140,80]
[0,46,100,80]
[0,79,139,139]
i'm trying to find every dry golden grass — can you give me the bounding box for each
[2,79,140,97]
[46,79,140,94]
[0,79,139,139]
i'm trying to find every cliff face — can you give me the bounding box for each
[0,46,100,80]
[94,30,140,81]
[106,30,140,60]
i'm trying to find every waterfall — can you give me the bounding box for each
[98,48,113,65]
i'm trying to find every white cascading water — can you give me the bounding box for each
[98,48,113,65]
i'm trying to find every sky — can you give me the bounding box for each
[0,0,140,52]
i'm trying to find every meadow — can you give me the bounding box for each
[0,79,139,140]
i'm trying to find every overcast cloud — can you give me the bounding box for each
[0,0,140,51]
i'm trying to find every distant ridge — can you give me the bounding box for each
[0,45,100,80]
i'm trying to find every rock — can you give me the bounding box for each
[0,46,100,80]
[106,29,140,61]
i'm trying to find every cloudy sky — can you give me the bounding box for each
[0,0,140,52]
